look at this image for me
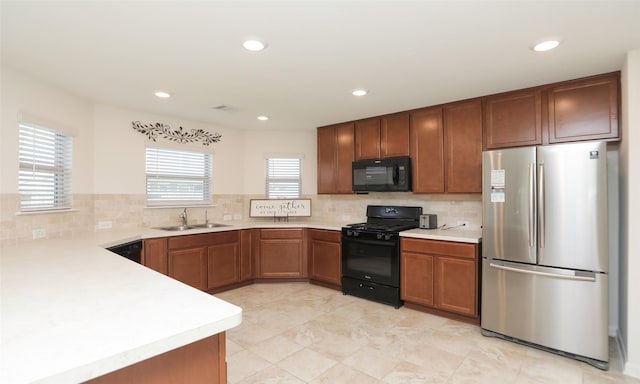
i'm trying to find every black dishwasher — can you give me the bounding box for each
[107,240,142,264]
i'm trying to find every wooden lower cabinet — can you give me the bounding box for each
[207,232,241,290]
[255,229,307,279]
[85,333,227,384]
[143,237,168,274]
[401,237,479,323]
[240,229,254,282]
[308,229,341,289]
[168,247,207,291]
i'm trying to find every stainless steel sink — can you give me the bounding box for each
[154,225,195,231]
[189,223,230,228]
[154,223,230,231]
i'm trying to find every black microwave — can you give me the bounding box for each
[352,156,412,192]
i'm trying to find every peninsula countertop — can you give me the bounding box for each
[0,235,242,384]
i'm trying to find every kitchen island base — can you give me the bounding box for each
[85,333,227,384]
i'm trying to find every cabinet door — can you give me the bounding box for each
[434,256,477,316]
[168,247,207,290]
[335,123,355,193]
[381,112,410,158]
[484,89,542,149]
[547,73,619,143]
[258,229,306,278]
[317,123,354,194]
[309,230,341,286]
[444,100,482,193]
[143,238,167,274]
[355,118,381,160]
[410,107,445,193]
[207,243,240,289]
[240,229,254,282]
[401,251,434,306]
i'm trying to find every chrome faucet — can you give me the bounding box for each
[179,208,188,227]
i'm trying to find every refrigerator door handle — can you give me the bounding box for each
[529,162,535,247]
[538,162,545,248]
[489,262,596,282]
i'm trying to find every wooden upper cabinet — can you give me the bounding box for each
[381,112,410,158]
[444,100,482,193]
[484,88,543,150]
[355,118,381,160]
[410,107,445,193]
[317,123,354,194]
[355,113,410,160]
[547,72,620,143]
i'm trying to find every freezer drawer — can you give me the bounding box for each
[481,259,608,366]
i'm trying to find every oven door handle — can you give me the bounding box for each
[359,283,376,290]
[342,237,397,247]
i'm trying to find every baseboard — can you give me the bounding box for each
[624,361,640,379]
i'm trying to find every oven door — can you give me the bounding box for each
[341,232,400,287]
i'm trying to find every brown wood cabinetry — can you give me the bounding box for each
[240,229,254,282]
[308,229,341,290]
[206,231,241,290]
[401,237,479,323]
[354,112,410,160]
[484,72,620,150]
[255,229,307,279]
[444,100,483,193]
[168,247,207,290]
[143,237,168,274]
[355,118,381,160]
[86,333,227,384]
[547,73,619,143]
[484,88,543,150]
[410,107,445,193]
[317,123,355,194]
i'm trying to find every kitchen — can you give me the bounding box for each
[1,1,640,383]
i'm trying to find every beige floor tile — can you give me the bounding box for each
[248,333,305,364]
[237,365,306,384]
[220,283,636,384]
[277,348,338,382]
[310,362,385,384]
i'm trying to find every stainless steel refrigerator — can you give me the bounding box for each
[481,141,609,370]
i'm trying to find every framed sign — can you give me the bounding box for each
[250,199,311,217]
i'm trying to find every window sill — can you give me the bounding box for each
[16,208,79,216]
[144,205,217,210]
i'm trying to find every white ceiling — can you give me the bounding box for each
[2,1,640,131]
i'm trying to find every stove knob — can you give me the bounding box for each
[376,233,383,240]
[385,234,392,241]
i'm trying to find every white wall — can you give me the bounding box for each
[242,129,317,195]
[620,48,640,378]
[92,104,245,195]
[0,66,94,194]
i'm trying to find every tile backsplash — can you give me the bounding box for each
[0,192,482,247]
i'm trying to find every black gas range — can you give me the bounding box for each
[341,205,422,308]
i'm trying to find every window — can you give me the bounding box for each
[18,123,73,211]
[146,147,212,206]
[265,157,302,199]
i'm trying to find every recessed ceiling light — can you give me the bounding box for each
[531,40,561,52]
[257,115,269,121]
[243,40,266,52]
[352,89,368,96]
[154,91,171,98]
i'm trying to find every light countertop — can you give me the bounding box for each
[0,236,242,384]
[400,228,482,243]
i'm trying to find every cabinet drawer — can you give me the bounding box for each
[260,228,304,239]
[168,231,239,249]
[401,238,476,259]
[308,229,340,243]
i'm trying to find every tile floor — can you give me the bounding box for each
[215,283,639,384]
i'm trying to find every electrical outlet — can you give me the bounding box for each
[223,214,233,221]
[457,221,470,228]
[233,214,242,220]
[32,229,46,239]
[97,221,112,229]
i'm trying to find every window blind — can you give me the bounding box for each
[18,123,73,211]
[146,147,212,206]
[265,157,302,199]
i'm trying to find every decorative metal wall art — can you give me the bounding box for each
[131,121,222,146]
